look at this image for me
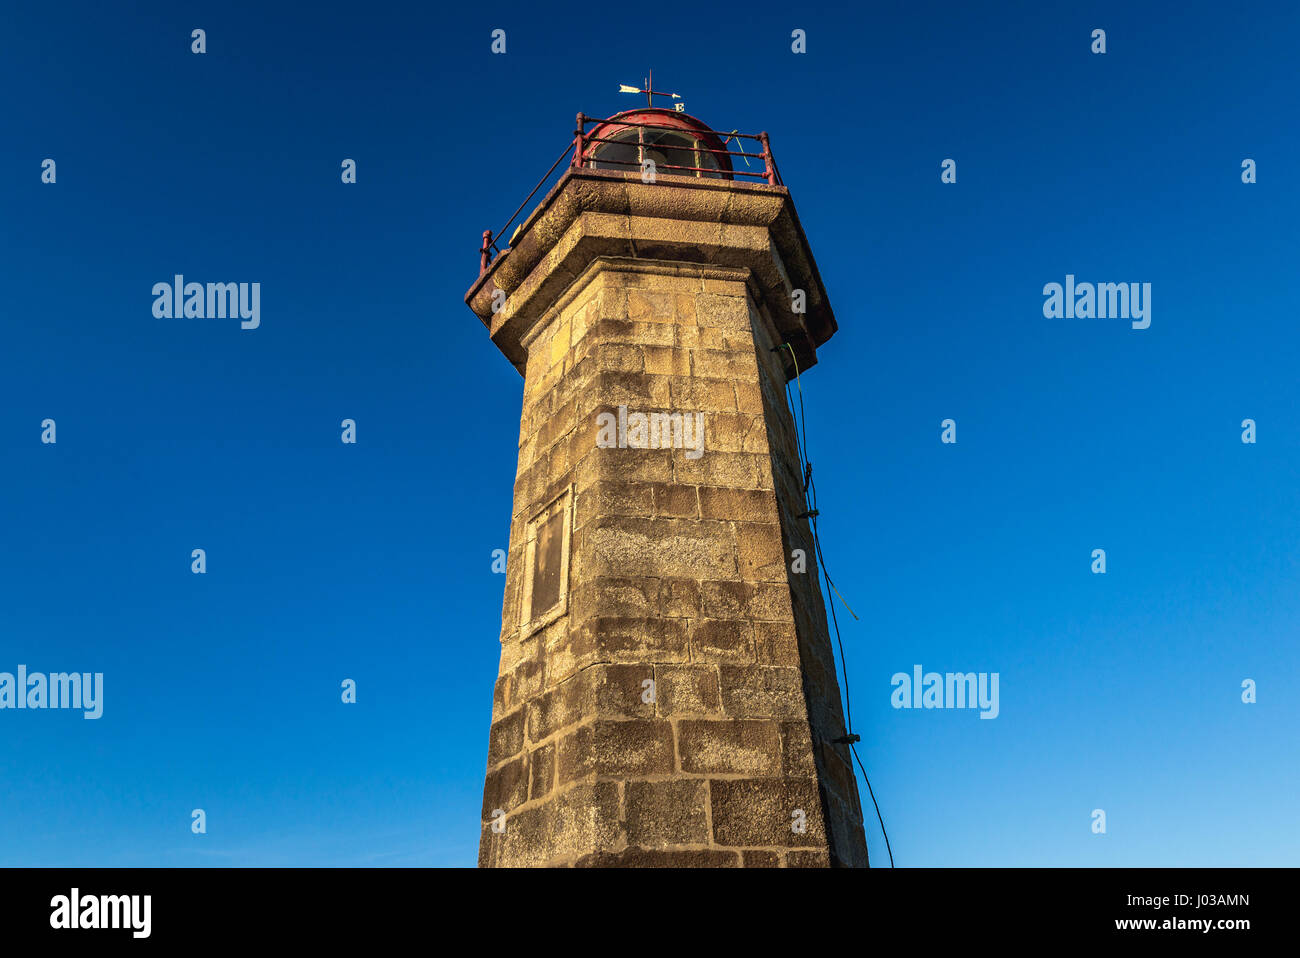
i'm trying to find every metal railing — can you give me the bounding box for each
[478,113,783,275]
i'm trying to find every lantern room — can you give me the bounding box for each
[580,108,734,180]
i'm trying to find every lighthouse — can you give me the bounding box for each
[465,93,869,867]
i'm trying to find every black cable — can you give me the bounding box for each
[812,514,853,734]
[776,341,894,868]
[851,743,895,868]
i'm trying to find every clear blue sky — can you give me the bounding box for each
[1,0,1296,867]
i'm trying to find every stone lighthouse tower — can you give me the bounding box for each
[466,96,869,867]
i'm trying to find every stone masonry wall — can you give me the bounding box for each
[478,259,868,867]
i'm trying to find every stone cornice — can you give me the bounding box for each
[465,169,838,377]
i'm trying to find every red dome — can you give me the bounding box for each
[582,108,734,180]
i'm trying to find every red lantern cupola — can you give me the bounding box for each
[579,107,735,180]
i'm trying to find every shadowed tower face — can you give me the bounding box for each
[466,106,869,867]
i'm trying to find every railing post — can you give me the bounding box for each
[479,229,493,275]
[759,132,776,185]
[571,112,587,168]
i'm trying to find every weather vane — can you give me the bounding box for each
[618,68,685,112]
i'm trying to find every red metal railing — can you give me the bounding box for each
[478,114,783,275]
